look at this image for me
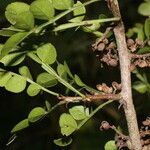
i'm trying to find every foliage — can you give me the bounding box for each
[0,0,149,149]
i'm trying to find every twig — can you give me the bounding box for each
[53,18,119,32]
[41,63,86,98]
[130,53,150,59]
[58,93,121,102]
[107,0,142,149]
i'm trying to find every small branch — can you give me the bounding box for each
[41,63,86,98]
[53,18,119,32]
[130,53,150,59]
[107,0,142,149]
[58,93,121,102]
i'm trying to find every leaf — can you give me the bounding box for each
[133,24,145,41]
[57,64,67,80]
[27,52,42,64]
[138,2,150,16]
[64,61,73,78]
[104,140,117,150]
[99,14,107,26]
[14,11,34,30]
[0,44,4,56]
[0,32,28,59]
[133,81,147,94]
[52,0,74,10]
[85,107,90,117]
[5,2,30,25]
[59,113,77,136]
[36,72,57,87]
[82,23,100,33]
[0,72,12,87]
[69,105,87,120]
[11,119,29,133]
[37,43,57,65]
[126,29,134,38]
[45,100,51,111]
[69,1,86,23]
[0,44,4,51]
[0,52,25,66]
[144,18,150,39]
[28,107,46,123]
[19,66,33,80]
[5,75,26,93]
[3,26,25,32]
[137,46,150,54]
[27,83,41,97]
[74,74,85,87]
[54,138,72,147]
[30,0,55,20]
[0,29,16,37]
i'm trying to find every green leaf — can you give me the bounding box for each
[0,29,16,37]
[59,113,77,136]
[19,66,33,80]
[74,74,85,87]
[11,119,29,133]
[85,107,90,117]
[57,64,67,80]
[27,83,41,97]
[133,24,145,41]
[133,81,147,94]
[69,1,86,23]
[0,52,25,66]
[0,72,12,87]
[30,0,55,20]
[52,0,74,10]
[45,100,51,111]
[37,43,57,65]
[36,72,57,87]
[137,46,150,54]
[3,26,25,32]
[5,75,26,93]
[5,2,30,25]
[0,32,28,59]
[0,44,4,51]
[126,29,134,38]
[69,105,87,120]
[82,23,100,33]
[54,138,72,147]
[144,18,150,39]
[99,14,107,26]
[27,52,42,64]
[14,11,34,30]
[28,107,46,123]
[104,140,117,150]
[64,61,73,78]
[138,2,150,16]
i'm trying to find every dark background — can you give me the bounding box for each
[0,0,149,150]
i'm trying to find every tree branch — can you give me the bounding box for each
[58,93,121,102]
[130,53,150,59]
[107,0,142,149]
